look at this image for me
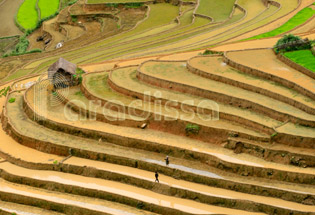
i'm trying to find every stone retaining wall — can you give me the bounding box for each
[188,56,315,115]
[224,50,315,101]
[0,171,196,215]
[276,53,315,79]
[226,138,315,167]
[0,140,314,207]
[4,90,314,185]
[81,70,269,143]
[108,66,274,135]
[0,191,110,215]
[0,168,311,215]
[137,61,315,129]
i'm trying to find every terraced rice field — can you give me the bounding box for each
[196,0,235,22]
[0,0,315,214]
[16,0,38,30]
[0,0,24,37]
[38,0,60,19]
[284,49,315,72]
[250,5,315,39]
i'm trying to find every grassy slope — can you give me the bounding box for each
[196,0,235,22]
[249,6,315,39]
[38,0,60,19]
[284,50,315,72]
[16,0,38,30]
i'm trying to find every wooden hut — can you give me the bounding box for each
[48,58,77,88]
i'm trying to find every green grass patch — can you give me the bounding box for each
[0,86,10,98]
[38,0,60,19]
[284,50,315,72]
[185,123,200,135]
[16,0,39,30]
[8,98,16,103]
[196,0,235,22]
[249,7,315,39]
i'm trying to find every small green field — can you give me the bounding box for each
[87,0,149,3]
[196,0,235,22]
[284,50,315,72]
[16,0,38,30]
[249,6,315,39]
[38,0,60,19]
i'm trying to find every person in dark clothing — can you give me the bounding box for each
[155,171,159,183]
[165,155,169,166]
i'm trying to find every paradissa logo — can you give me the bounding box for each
[64,91,220,122]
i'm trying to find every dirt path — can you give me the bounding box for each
[0,0,23,37]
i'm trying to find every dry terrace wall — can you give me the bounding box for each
[226,138,315,167]
[223,49,315,100]
[108,64,274,135]
[0,145,314,207]
[0,168,312,215]
[137,60,315,128]
[187,56,315,115]
[81,70,269,143]
[3,90,315,185]
[276,53,315,79]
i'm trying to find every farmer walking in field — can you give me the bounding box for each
[165,155,169,166]
[155,171,159,183]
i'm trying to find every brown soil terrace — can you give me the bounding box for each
[0,0,315,212]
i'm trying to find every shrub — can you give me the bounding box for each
[106,3,119,8]
[202,50,223,55]
[0,86,10,97]
[271,132,278,138]
[71,15,78,22]
[8,98,16,103]
[274,34,311,53]
[185,123,200,135]
[125,3,143,8]
[73,68,85,84]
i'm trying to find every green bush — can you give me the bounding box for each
[201,50,223,55]
[8,98,16,103]
[274,34,311,52]
[185,123,200,135]
[106,3,119,8]
[73,68,85,84]
[0,86,10,97]
[271,132,278,138]
[125,3,143,8]
[71,15,78,22]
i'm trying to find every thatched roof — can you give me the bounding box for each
[48,58,77,75]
